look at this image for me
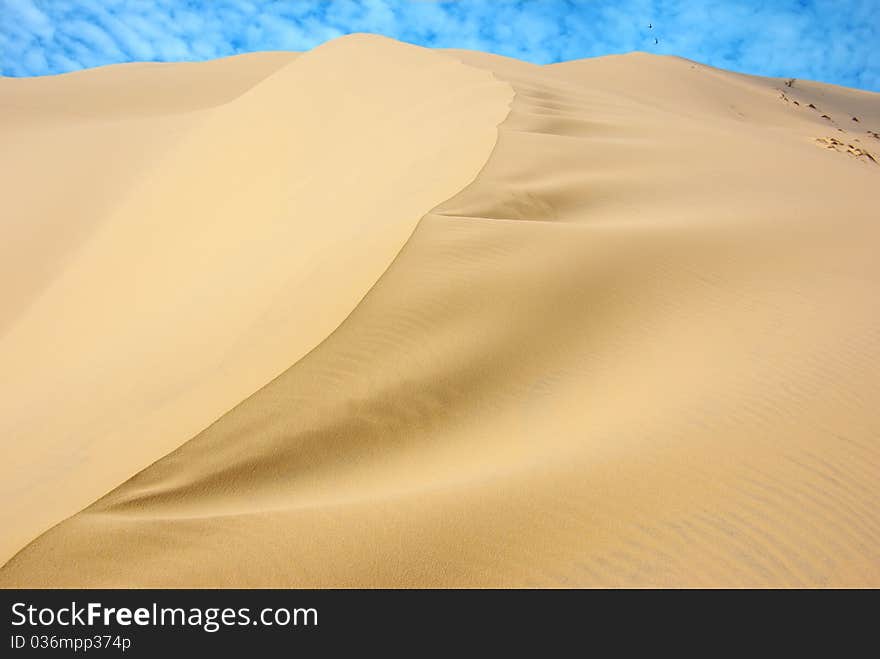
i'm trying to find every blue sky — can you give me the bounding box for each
[2,1,878,91]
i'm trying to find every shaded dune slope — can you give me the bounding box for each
[2,41,879,586]
[0,35,512,565]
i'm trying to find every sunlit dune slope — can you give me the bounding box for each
[0,34,512,565]
[2,36,879,587]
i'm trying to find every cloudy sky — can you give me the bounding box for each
[2,0,878,91]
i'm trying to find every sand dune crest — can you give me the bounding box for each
[0,34,512,565]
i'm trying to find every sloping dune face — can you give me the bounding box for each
[2,40,879,587]
[0,35,513,566]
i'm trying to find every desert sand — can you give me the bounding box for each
[1,34,878,587]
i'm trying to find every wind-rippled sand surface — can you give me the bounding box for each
[1,34,878,587]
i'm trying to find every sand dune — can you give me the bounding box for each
[0,34,511,566]
[1,35,879,587]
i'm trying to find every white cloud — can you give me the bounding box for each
[0,0,876,91]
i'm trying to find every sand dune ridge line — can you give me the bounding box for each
[0,34,514,566]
